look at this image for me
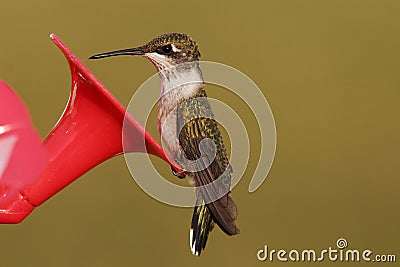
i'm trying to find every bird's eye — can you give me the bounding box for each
[158,44,173,54]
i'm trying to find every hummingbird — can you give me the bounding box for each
[89,33,239,256]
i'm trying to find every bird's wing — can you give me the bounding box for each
[177,96,239,236]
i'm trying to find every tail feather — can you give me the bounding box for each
[190,193,239,256]
[190,199,214,256]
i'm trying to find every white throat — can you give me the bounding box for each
[145,52,203,99]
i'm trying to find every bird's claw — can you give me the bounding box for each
[171,166,186,179]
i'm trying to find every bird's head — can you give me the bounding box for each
[89,33,201,71]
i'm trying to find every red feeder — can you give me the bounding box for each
[0,34,180,223]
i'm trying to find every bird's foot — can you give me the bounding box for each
[171,165,186,179]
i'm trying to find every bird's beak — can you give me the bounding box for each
[89,47,145,59]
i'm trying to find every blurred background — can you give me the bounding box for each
[0,0,399,266]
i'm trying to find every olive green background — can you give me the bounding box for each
[0,0,399,266]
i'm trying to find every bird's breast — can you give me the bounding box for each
[158,82,202,158]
